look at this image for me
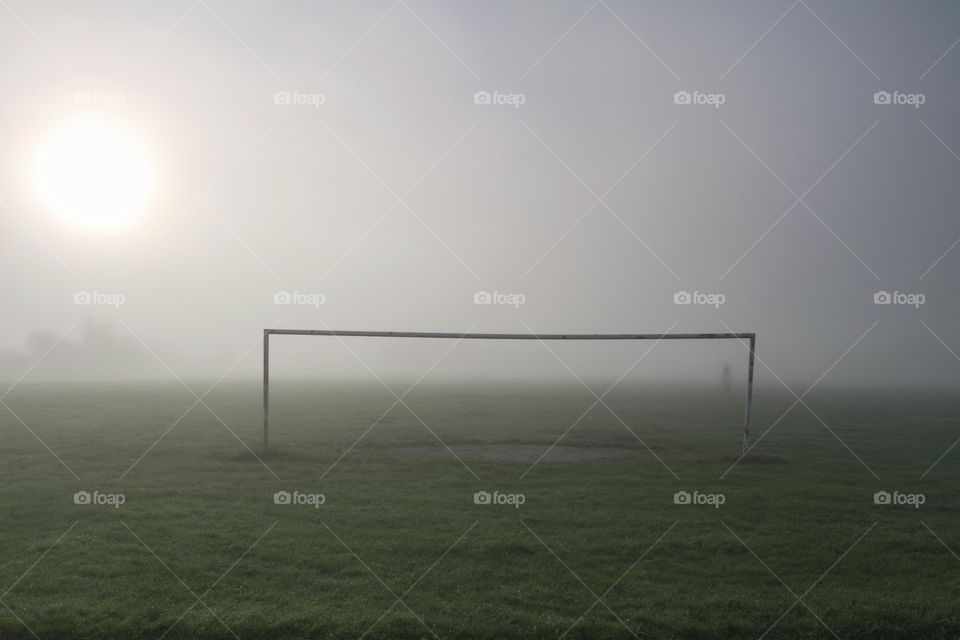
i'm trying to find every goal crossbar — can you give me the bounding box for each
[262,329,757,453]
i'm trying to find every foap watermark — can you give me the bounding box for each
[274,290,325,308]
[74,91,126,108]
[873,90,925,108]
[673,290,725,309]
[473,90,526,109]
[74,290,125,308]
[274,490,325,508]
[74,490,125,508]
[874,290,925,309]
[273,90,326,108]
[473,490,525,509]
[673,490,725,508]
[673,90,725,109]
[873,490,924,509]
[474,290,526,309]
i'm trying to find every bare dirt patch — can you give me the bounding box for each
[389,443,644,463]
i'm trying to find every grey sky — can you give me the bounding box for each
[1,0,958,387]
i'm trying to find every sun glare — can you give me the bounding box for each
[31,119,153,234]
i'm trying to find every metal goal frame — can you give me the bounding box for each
[262,329,756,453]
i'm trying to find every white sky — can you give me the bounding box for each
[1,0,959,387]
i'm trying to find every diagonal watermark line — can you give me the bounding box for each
[920,36,960,80]
[520,120,599,197]
[723,522,840,640]
[921,520,960,564]
[120,397,203,479]
[0,521,78,640]
[919,234,960,281]
[519,119,680,280]
[720,120,796,195]
[599,200,681,280]
[395,397,481,480]
[358,520,479,640]
[315,320,481,480]
[718,202,799,280]
[121,119,282,280]
[318,0,401,82]
[401,204,482,280]
[1,321,78,400]
[799,0,879,80]
[197,199,282,281]
[918,321,960,480]
[0,400,80,479]
[802,203,880,279]
[520,520,640,639]
[1,521,78,600]
[599,1,680,80]
[120,323,278,479]
[0,602,40,640]
[321,521,443,640]
[0,198,82,281]
[559,520,678,639]
[922,120,960,164]
[718,320,879,480]
[0,320,81,479]
[123,521,274,640]
[399,0,480,79]
[123,0,201,78]
[315,120,481,281]
[154,521,278,640]
[806,120,881,197]
[724,520,876,640]
[918,121,960,280]
[758,521,876,639]
[722,321,878,479]
[520,120,678,278]
[198,0,281,80]
[518,320,680,480]
[719,120,879,280]
[0,0,78,78]
[720,0,800,80]
[920,320,960,367]
[521,0,602,79]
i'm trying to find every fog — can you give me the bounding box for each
[1,1,959,389]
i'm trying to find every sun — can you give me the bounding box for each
[31,118,153,234]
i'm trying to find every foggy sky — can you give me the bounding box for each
[1,0,959,388]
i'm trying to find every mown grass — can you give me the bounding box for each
[0,382,958,639]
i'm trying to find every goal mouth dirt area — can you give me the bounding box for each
[379,443,786,464]
[218,443,786,465]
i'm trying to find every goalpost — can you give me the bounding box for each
[262,329,757,454]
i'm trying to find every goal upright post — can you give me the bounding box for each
[261,329,757,454]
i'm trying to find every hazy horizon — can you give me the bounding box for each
[3,1,959,389]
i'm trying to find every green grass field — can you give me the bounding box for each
[1,382,958,639]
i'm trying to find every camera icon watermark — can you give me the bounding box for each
[73,290,126,308]
[73,490,125,508]
[673,490,725,508]
[873,90,925,108]
[673,90,725,109]
[274,290,325,308]
[74,90,126,109]
[473,90,526,109]
[473,290,526,309]
[273,90,325,108]
[873,290,924,309]
[473,490,525,508]
[273,490,325,508]
[873,490,924,509]
[673,290,725,309]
